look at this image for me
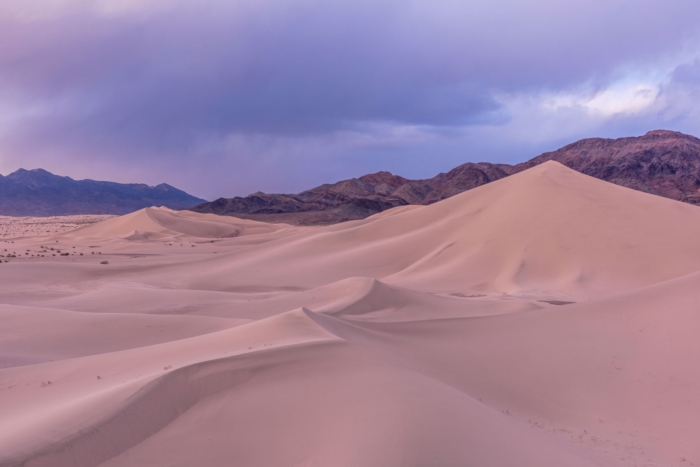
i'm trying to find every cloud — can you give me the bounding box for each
[0,0,698,198]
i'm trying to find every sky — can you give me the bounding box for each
[0,0,699,200]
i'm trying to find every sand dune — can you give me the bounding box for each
[305,272,700,466]
[1,309,609,467]
[177,161,700,299]
[67,207,283,240]
[3,161,700,466]
[0,304,241,368]
[309,276,534,320]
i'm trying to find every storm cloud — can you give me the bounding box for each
[0,0,699,198]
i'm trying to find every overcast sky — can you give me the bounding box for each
[0,0,699,199]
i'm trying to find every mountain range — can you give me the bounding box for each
[3,129,700,219]
[0,169,206,216]
[192,130,700,224]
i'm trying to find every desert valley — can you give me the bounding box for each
[2,159,700,466]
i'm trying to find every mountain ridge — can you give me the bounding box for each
[193,129,700,225]
[5,129,699,219]
[0,168,206,216]
[512,129,700,203]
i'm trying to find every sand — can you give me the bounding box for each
[0,215,114,239]
[1,161,699,466]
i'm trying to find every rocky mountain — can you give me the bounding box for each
[192,130,700,225]
[192,163,513,225]
[512,130,700,203]
[0,169,206,216]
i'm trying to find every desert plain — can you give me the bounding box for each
[1,161,700,466]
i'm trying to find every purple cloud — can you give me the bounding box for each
[0,0,699,199]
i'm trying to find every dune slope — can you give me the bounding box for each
[179,161,700,299]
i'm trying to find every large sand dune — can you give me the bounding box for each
[2,161,700,466]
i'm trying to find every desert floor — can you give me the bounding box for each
[2,162,700,467]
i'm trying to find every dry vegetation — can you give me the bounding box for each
[0,215,112,263]
[0,215,114,238]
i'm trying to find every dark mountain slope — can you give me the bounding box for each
[512,130,700,204]
[0,169,206,216]
[192,130,700,225]
[192,163,512,225]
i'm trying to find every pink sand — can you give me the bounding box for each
[1,162,699,466]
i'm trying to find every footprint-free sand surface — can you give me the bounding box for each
[2,161,700,466]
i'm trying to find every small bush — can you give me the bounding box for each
[100,260,109,265]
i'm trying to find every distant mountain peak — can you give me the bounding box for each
[358,171,408,187]
[6,167,72,180]
[0,168,206,216]
[643,129,691,138]
[11,168,51,174]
